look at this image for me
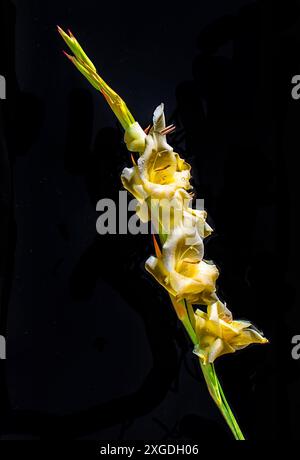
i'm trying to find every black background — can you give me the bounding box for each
[0,0,299,441]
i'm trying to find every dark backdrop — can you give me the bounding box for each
[0,0,299,441]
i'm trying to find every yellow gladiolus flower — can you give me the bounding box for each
[193,301,268,364]
[145,225,219,304]
[121,104,191,202]
[58,27,269,440]
[180,192,213,239]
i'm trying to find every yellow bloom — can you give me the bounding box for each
[156,189,213,239]
[193,301,268,364]
[121,104,191,205]
[180,192,213,239]
[145,225,219,304]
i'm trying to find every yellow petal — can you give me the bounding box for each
[121,166,148,202]
[145,255,176,297]
[194,305,268,363]
[208,338,224,363]
[152,103,166,132]
[187,209,213,238]
[207,301,232,322]
[230,326,268,349]
[145,225,218,304]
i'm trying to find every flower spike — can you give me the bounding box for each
[58,29,269,440]
[57,26,135,130]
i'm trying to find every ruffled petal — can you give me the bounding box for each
[145,255,177,297]
[230,326,268,349]
[122,105,192,206]
[194,305,268,363]
[121,166,148,202]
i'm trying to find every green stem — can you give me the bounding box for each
[213,369,245,440]
[179,304,245,440]
[156,222,245,439]
[181,314,197,345]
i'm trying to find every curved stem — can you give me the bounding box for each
[201,362,245,440]
[156,225,245,439]
[213,368,245,440]
[178,304,245,440]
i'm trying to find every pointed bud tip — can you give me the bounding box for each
[62,50,73,61]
